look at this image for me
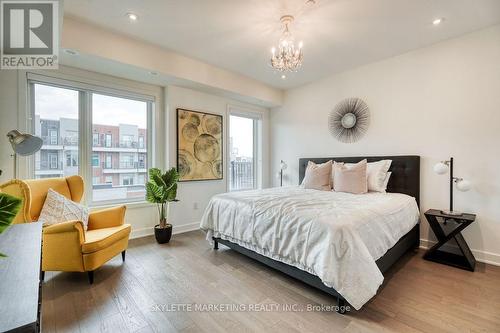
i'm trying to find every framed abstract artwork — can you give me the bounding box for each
[176,108,223,181]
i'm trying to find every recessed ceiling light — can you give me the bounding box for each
[63,49,79,56]
[432,18,444,26]
[127,12,138,21]
[281,74,286,79]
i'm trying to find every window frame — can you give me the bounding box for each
[28,75,155,207]
[48,129,58,145]
[105,134,112,148]
[48,153,58,169]
[105,154,112,169]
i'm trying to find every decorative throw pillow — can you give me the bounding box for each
[346,159,392,192]
[333,159,368,194]
[302,160,333,191]
[38,188,89,230]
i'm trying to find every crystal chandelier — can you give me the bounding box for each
[270,15,303,72]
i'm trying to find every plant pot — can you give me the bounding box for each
[154,224,172,244]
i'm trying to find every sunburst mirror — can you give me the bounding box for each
[328,98,370,143]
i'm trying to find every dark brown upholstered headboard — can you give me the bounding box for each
[298,156,420,206]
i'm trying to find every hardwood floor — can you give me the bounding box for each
[41,230,500,333]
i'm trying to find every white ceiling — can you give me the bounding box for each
[64,0,500,89]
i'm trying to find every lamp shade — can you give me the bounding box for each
[433,162,449,175]
[7,130,43,156]
[280,160,287,171]
[456,179,472,192]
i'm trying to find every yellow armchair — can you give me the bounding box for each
[0,176,130,284]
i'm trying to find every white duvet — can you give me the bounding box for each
[200,186,419,309]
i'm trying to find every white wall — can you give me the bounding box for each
[270,25,500,265]
[0,71,20,182]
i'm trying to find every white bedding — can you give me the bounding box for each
[200,186,419,310]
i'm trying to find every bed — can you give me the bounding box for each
[200,155,420,313]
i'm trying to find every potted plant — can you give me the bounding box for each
[145,167,179,244]
[0,192,23,257]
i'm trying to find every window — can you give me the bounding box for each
[92,133,99,146]
[227,109,262,191]
[121,134,134,148]
[65,130,78,146]
[33,84,78,178]
[122,174,134,186]
[92,93,148,203]
[105,134,112,148]
[92,154,99,167]
[30,79,153,205]
[66,151,78,167]
[49,129,58,145]
[120,153,135,169]
[228,113,261,191]
[105,154,112,169]
[49,153,58,169]
[138,154,145,169]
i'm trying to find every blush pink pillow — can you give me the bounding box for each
[302,160,332,191]
[333,159,368,194]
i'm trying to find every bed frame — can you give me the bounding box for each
[212,155,420,313]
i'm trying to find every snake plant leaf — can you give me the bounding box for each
[0,192,23,234]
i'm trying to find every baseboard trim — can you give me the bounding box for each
[131,231,500,266]
[420,239,500,267]
[130,227,154,239]
[130,222,201,239]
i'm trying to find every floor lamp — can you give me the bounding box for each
[6,130,43,179]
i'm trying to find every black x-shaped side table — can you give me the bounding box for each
[423,209,476,271]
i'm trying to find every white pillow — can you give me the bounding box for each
[38,188,89,230]
[382,171,392,192]
[346,160,392,192]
